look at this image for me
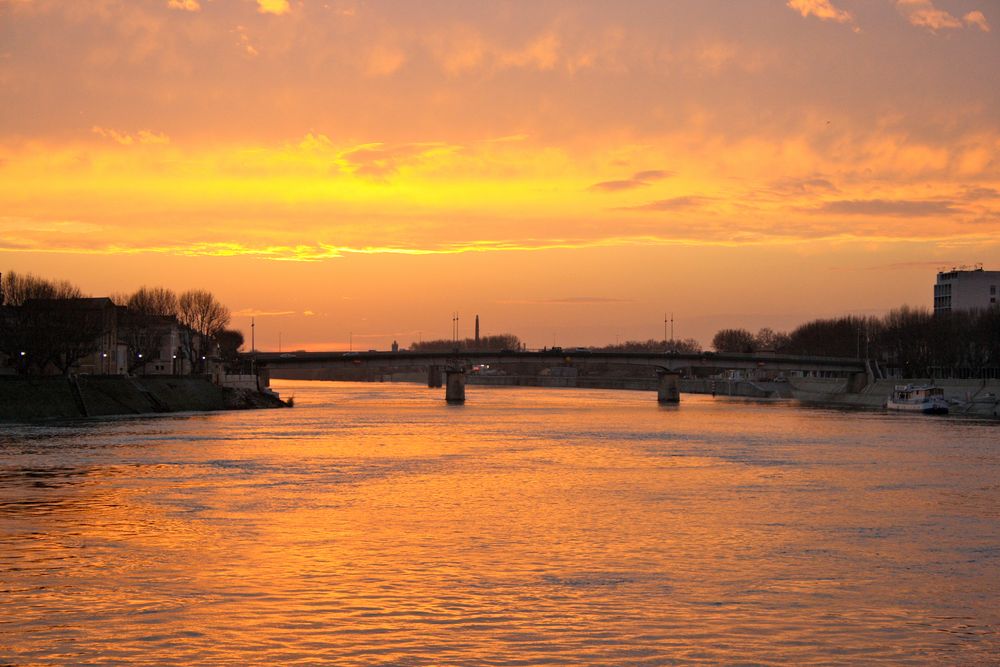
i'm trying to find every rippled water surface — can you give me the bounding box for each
[1,381,998,665]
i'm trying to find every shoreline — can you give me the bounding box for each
[788,376,1000,418]
[0,375,288,423]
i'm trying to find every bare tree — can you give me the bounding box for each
[2,271,83,306]
[118,309,168,373]
[410,334,522,353]
[108,292,130,307]
[128,286,178,317]
[19,300,108,375]
[595,338,702,354]
[754,327,790,352]
[712,328,757,353]
[178,290,230,338]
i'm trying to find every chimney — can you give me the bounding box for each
[475,314,480,344]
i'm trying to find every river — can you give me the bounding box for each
[1,381,998,665]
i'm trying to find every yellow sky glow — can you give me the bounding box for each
[1,0,998,348]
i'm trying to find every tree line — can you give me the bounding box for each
[711,307,1000,377]
[593,338,702,354]
[410,334,523,353]
[1,271,242,375]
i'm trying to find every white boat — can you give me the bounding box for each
[885,384,949,414]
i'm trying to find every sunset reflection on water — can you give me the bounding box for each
[1,382,998,664]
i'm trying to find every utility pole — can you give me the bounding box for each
[251,317,255,353]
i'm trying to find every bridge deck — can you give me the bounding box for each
[248,350,866,374]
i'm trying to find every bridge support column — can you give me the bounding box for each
[427,365,443,388]
[445,369,466,403]
[657,370,681,404]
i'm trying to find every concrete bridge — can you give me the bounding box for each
[248,349,868,405]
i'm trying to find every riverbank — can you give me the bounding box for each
[0,375,288,422]
[790,377,1000,417]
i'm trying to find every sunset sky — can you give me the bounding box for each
[2,0,998,349]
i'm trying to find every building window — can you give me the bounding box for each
[992,285,997,295]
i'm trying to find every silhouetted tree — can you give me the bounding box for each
[216,329,245,363]
[754,327,790,351]
[595,338,702,353]
[118,309,169,373]
[1,270,83,306]
[410,334,522,352]
[19,299,108,375]
[712,328,756,353]
[781,316,869,358]
[128,286,179,317]
[114,287,182,372]
[178,290,230,339]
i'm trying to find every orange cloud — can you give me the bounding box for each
[498,32,561,71]
[786,0,854,25]
[896,0,963,31]
[365,44,407,77]
[234,25,259,57]
[964,10,991,32]
[588,170,672,193]
[91,126,134,145]
[232,308,296,317]
[256,0,290,16]
[91,127,169,145]
[167,0,200,11]
[425,25,487,76]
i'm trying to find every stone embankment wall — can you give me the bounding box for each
[789,377,1000,417]
[0,375,286,422]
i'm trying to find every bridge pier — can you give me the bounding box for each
[427,365,443,388]
[657,370,681,404]
[445,369,466,403]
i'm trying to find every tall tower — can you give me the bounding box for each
[475,315,480,345]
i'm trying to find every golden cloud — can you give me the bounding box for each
[786,0,854,25]
[964,10,991,32]
[167,0,200,11]
[91,127,170,145]
[256,0,290,16]
[896,0,963,31]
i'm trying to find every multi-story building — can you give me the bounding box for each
[934,268,999,314]
[2,297,208,376]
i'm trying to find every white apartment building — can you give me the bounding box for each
[933,268,1000,314]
